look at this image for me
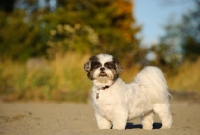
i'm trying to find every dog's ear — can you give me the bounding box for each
[84,56,98,72]
[84,61,91,72]
[113,57,123,74]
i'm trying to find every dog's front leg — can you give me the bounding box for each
[95,112,112,129]
[112,110,128,130]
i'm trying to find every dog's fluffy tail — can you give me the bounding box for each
[134,66,171,104]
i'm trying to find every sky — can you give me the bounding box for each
[134,0,194,48]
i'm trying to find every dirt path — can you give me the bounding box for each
[0,99,200,135]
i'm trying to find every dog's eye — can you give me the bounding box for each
[91,61,101,70]
[105,62,115,69]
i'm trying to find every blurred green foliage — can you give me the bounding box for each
[0,0,141,65]
[0,12,47,61]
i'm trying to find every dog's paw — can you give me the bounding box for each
[112,127,125,130]
[143,125,153,130]
[112,123,126,130]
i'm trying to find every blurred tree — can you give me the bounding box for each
[0,10,48,61]
[53,0,142,65]
[0,0,142,66]
[155,0,200,65]
[44,0,142,65]
[180,0,200,60]
[15,0,52,12]
[0,0,15,12]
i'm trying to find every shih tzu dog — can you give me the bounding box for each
[84,54,172,130]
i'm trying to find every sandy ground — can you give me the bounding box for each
[0,95,200,135]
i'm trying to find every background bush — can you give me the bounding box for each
[0,0,142,65]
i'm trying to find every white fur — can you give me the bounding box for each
[91,65,173,130]
[97,54,113,65]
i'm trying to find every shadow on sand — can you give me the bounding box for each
[125,122,162,129]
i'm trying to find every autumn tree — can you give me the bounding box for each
[54,0,141,65]
[0,0,142,66]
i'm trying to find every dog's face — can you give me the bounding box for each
[84,54,123,85]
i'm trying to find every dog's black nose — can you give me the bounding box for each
[100,67,105,71]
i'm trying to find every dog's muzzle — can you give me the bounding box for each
[99,67,107,77]
[99,72,107,77]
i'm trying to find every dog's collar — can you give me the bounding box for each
[97,82,115,91]
[98,85,110,90]
[95,81,115,99]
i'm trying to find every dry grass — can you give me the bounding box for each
[166,58,200,92]
[0,52,92,102]
[0,53,199,102]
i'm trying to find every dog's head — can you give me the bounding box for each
[84,54,123,86]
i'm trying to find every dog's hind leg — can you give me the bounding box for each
[141,111,154,130]
[153,104,173,129]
